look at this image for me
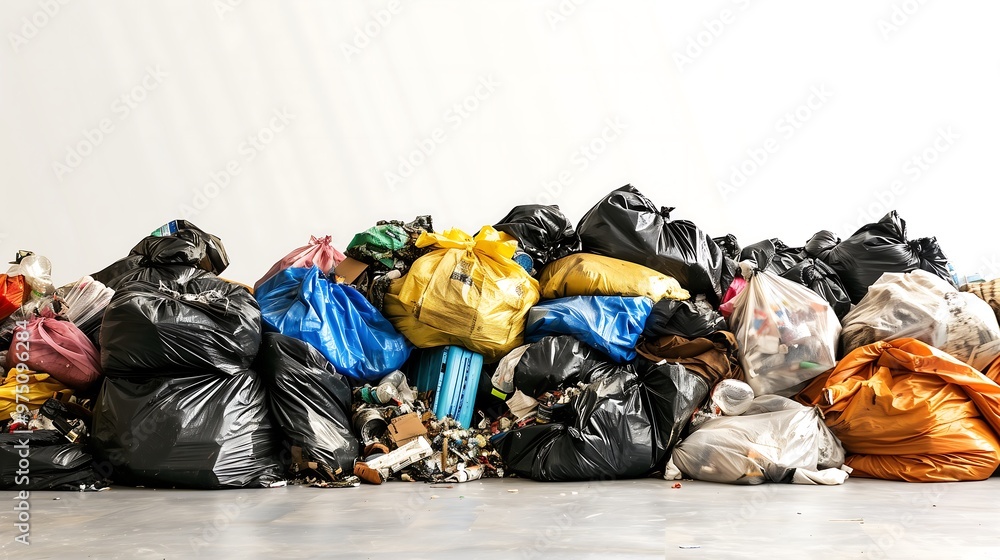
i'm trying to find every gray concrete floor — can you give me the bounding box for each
[1,477,998,559]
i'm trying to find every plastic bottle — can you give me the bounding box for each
[947,263,960,286]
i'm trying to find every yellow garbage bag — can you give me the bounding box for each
[383,226,540,361]
[0,368,72,418]
[538,253,690,301]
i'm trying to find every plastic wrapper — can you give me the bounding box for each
[840,270,1000,371]
[501,335,620,398]
[538,253,689,302]
[6,317,101,391]
[577,185,727,303]
[493,204,583,270]
[255,333,358,479]
[729,268,840,396]
[382,226,540,362]
[100,277,261,377]
[642,296,726,339]
[1,369,71,418]
[256,266,411,384]
[669,395,846,485]
[797,338,1000,482]
[1,431,103,490]
[636,331,744,386]
[93,220,228,290]
[779,258,851,320]
[961,279,1000,326]
[254,235,345,292]
[821,211,954,303]
[496,361,708,481]
[524,295,652,363]
[0,274,25,321]
[92,371,284,489]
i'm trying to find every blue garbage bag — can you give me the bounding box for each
[255,266,412,384]
[524,295,653,363]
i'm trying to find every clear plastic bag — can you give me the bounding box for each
[669,395,846,485]
[841,270,1000,371]
[729,267,840,396]
[6,253,55,299]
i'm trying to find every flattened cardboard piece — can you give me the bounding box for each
[335,257,370,285]
[388,412,427,446]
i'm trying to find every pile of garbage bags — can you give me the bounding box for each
[8,184,1000,493]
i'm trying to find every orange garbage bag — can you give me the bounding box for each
[797,338,1000,482]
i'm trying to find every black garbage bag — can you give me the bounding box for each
[643,297,727,339]
[494,205,583,271]
[254,333,358,479]
[577,185,727,304]
[821,211,954,303]
[92,371,284,489]
[93,221,229,290]
[713,234,741,261]
[100,277,261,377]
[0,431,104,490]
[495,361,708,481]
[739,239,804,275]
[803,230,840,261]
[779,258,852,319]
[510,335,618,398]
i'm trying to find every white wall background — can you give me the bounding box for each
[2,0,998,286]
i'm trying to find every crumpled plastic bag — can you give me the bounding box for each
[495,335,620,398]
[729,267,840,396]
[255,235,346,291]
[495,361,708,481]
[577,185,728,304]
[840,270,1000,371]
[100,276,262,377]
[92,371,284,489]
[0,274,25,321]
[642,296,726,339]
[93,221,229,290]
[668,395,846,485]
[256,266,411,384]
[493,204,582,271]
[821,211,953,303]
[538,253,689,302]
[382,226,540,362]
[1,368,71,418]
[6,317,101,391]
[255,333,358,479]
[797,338,1000,482]
[524,295,652,363]
[1,431,103,490]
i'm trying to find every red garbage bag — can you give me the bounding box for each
[0,274,25,321]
